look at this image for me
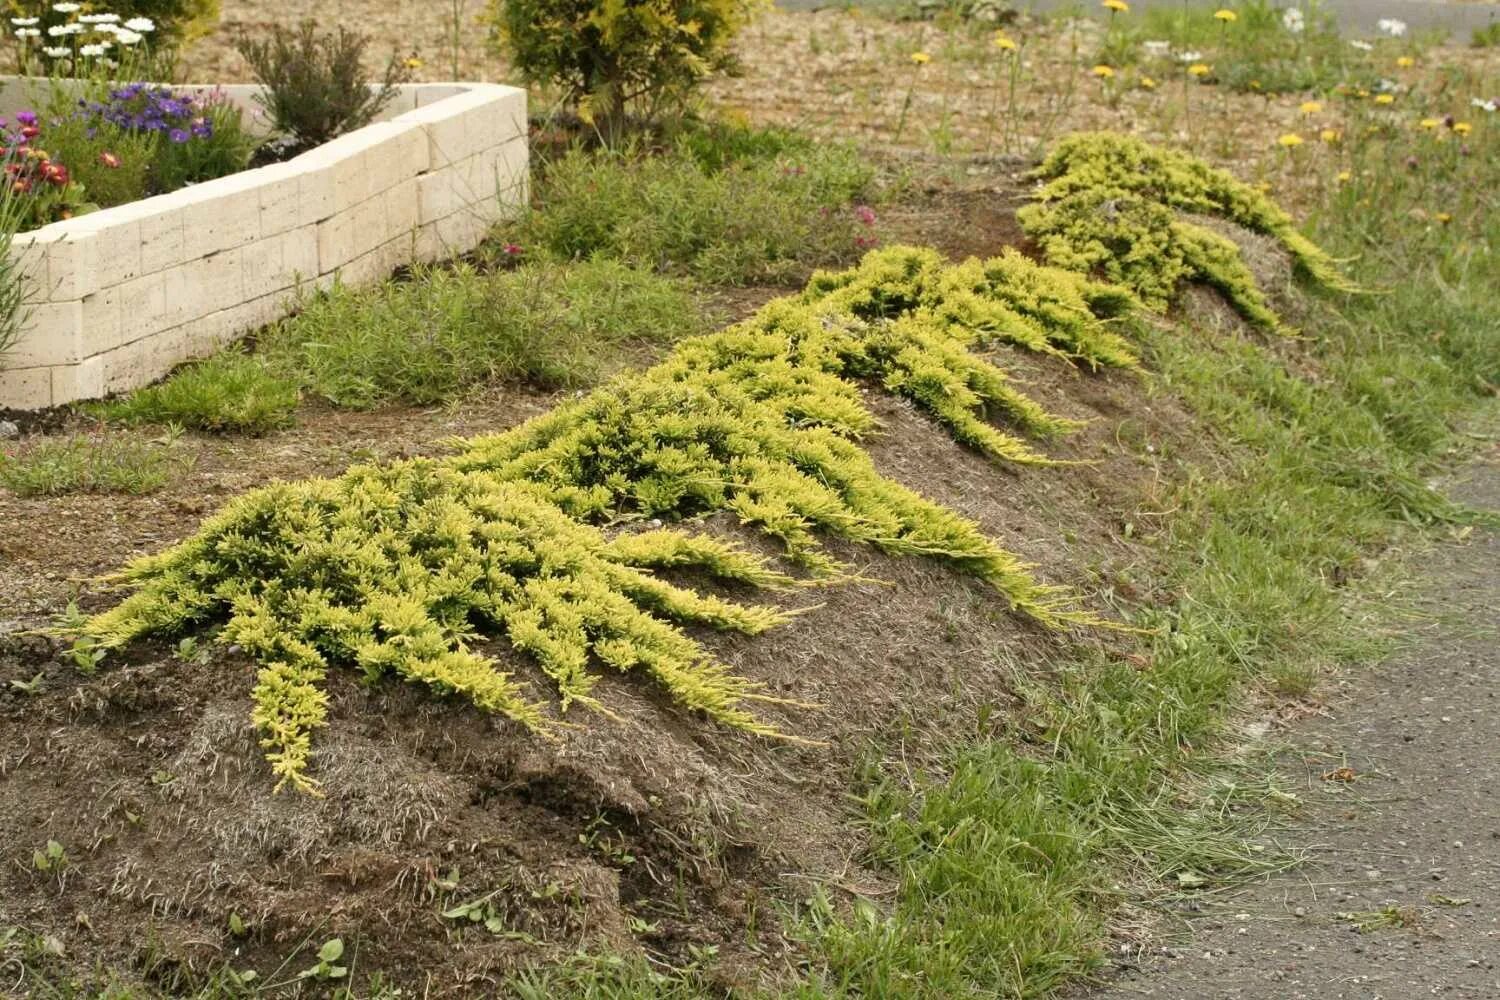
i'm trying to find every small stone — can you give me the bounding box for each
[0,419,16,439]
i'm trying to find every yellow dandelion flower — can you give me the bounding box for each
[1453,121,1472,136]
[1249,80,1263,90]
[1396,55,1414,68]
[1092,64,1116,78]
[403,57,423,69]
[1102,0,1130,11]
[1336,170,1352,183]
[1188,63,1210,77]
[994,32,1018,51]
[1299,100,1323,114]
[1140,75,1158,89]
[1436,212,1452,224]
[1277,133,1304,148]
[1419,117,1440,129]
[1374,93,1394,105]
[1214,8,1237,21]
[911,51,931,65]
[1319,128,1340,143]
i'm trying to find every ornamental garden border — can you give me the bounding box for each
[0,80,529,410]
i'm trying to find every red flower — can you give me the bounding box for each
[19,125,39,140]
[99,151,121,169]
[502,243,523,256]
[12,179,30,193]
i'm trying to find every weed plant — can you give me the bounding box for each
[0,433,186,495]
[510,131,878,285]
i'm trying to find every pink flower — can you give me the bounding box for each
[99,150,120,168]
[853,204,877,226]
[502,243,523,256]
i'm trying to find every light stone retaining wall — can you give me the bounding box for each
[0,81,528,410]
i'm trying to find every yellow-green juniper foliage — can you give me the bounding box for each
[1018,132,1355,329]
[82,243,1138,792]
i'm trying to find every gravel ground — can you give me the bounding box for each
[1089,437,1500,999]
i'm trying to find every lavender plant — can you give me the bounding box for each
[235,21,413,155]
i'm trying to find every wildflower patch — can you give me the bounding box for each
[77,244,1138,793]
[1018,132,1356,329]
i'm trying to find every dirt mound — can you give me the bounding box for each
[0,364,1201,996]
[0,182,1272,994]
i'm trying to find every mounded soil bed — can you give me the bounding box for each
[0,184,1249,994]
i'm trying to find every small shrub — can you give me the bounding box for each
[512,134,878,284]
[1473,22,1500,48]
[489,0,763,139]
[236,21,412,153]
[95,353,299,434]
[0,433,185,496]
[258,259,706,409]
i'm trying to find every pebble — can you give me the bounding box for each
[0,418,16,439]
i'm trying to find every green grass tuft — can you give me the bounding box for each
[509,133,879,285]
[93,352,300,435]
[258,259,705,409]
[0,433,189,496]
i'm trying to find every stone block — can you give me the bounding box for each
[0,365,51,409]
[6,300,85,367]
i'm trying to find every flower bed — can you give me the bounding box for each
[0,79,528,409]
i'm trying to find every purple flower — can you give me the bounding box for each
[16,111,36,127]
[169,128,189,143]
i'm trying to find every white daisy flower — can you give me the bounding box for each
[1350,39,1373,51]
[123,16,155,32]
[79,12,121,23]
[79,42,106,56]
[1471,97,1497,113]
[42,44,69,57]
[1177,50,1203,63]
[1142,39,1171,57]
[10,16,40,26]
[52,1,81,11]
[1377,17,1406,36]
[15,26,40,37]
[114,27,142,44]
[1281,7,1304,33]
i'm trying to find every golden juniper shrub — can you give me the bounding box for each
[84,245,1137,791]
[803,245,1141,370]
[88,466,796,793]
[1018,132,1356,329]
